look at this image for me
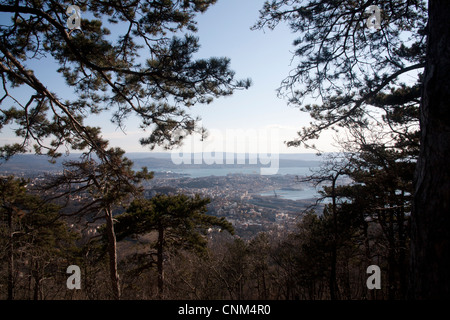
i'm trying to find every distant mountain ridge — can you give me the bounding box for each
[0,152,324,173]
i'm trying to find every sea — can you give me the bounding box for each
[259,187,320,201]
[155,166,322,201]
[159,166,318,178]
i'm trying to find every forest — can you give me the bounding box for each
[0,134,416,300]
[0,0,449,300]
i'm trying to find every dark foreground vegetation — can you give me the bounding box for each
[1,137,413,300]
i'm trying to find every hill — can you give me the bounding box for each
[0,152,324,174]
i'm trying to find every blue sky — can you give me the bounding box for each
[107,0,337,153]
[0,0,338,155]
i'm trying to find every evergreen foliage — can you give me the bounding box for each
[0,0,251,160]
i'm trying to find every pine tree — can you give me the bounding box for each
[253,0,450,298]
[43,147,152,299]
[0,176,78,300]
[410,0,450,299]
[114,193,234,298]
[343,144,413,299]
[0,0,251,160]
[253,0,425,150]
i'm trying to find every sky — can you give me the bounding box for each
[0,0,339,155]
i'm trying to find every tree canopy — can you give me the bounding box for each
[253,0,426,150]
[114,193,234,297]
[0,0,251,160]
[115,193,234,252]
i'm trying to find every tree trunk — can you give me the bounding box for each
[7,209,13,300]
[261,267,267,300]
[363,221,374,299]
[387,199,396,300]
[330,178,339,300]
[157,223,165,298]
[410,0,450,299]
[33,260,41,301]
[397,191,407,299]
[105,206,121,300]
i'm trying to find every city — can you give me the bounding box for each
[143,171,324,238]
